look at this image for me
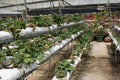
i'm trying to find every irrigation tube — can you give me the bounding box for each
[0,30,84,80]
[0,21,84,44]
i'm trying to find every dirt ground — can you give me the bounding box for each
[70,41,120,80]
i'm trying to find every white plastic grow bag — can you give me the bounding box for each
[0,31,13,42]
[20,27,49,38]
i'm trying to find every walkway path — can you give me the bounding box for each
[70,41,120,80]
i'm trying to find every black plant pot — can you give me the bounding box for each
[95,35,104,42]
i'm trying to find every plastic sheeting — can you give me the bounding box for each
[0,31,13,43]
[2,0,120,11]
[20,27,50,38]
[0,9,21,14]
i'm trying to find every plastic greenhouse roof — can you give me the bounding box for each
[0,9,22,14]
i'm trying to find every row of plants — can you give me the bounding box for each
[86,11,120,21]
[52,23,87,42]
[0,14,84,34]
[53,26,93,79]
[0,34,53,68]
[29,13,84,27]
[0,22,87,68]
[110,26,120,44]
[108,28,120,63]
[0,14,85,42]
[0,14,85,80]
[75,27,93,57]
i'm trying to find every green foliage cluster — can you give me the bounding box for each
[55,60,74,78]
[0,14,85,68]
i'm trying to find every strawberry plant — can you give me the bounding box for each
[52,13,65,25]
[30,15,53,27]
[3,35,53,67]
[0,50,6,68]
[57,24,85,40]
[12,52,23,67]
[4,18,26,39]
[55,60,74,78]
[65,14,84,23]
[0,19,6,31]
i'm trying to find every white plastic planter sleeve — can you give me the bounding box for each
[85,20,94,22]
[60,23,68,26]
[8,45,18,49]
[71,30,83,40]
[5,56,13,66]
[50,38,72,54]
[118,19,120,21]
[74,34,78,39]
[116,45,120,51]
[49,44,63,54]
[77,31,83,36]
[71,34,75,39]
[0,61,39,80]
[0,31,13,42]
[49,25,58,30]
[20,27,50,38]
[44,51,52,57]
[108,29,118,46]
[0,68,20,80]
[107,29,120,51]
[114,25,120,31]
[77,32,81,35]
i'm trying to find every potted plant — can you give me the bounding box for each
[94,25,105,42]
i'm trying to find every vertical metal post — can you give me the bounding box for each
[50,0,53,14]
[24,0,27,22]
[108,0,111,16]
[0,44,2,50]
[106,0,108,12]
[62,0,65,6]
[107,0,111,13]
[58,1,62,15]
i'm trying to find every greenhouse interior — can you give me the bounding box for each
[0,0,120,80]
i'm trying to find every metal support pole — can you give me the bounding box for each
[107,0,111,13]
[58,2,61,14]
[0,44,2,50]
[24,0,27,22]
[50,0,53,14]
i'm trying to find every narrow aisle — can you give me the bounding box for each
[70,41,120,80]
